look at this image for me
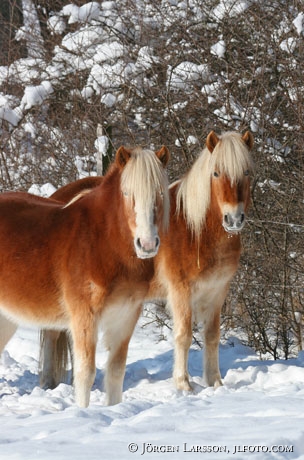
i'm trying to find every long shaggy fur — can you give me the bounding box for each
[39,330,72,388]
[176,131,253,239]
[0,145,170,407]
[36,132,254,398]
[121,148,170,230]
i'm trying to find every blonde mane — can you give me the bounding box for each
[63,189,93,208]
[121,147,170,229]
[176,131,253,239]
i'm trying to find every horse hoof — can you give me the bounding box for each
[205,378,223,389]
[40,378,57,390]
[214,379,223,389]
[174,377,193,392]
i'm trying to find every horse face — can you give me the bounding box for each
[212,172,251,234]
[117,146,170,259]
[124,192,163,259]
[206,130,253,235]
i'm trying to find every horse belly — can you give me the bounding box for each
[0,270,66,328]
[0,294,66,328]
[100,281,149,343]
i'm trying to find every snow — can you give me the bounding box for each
[20,81,54,111]
[136,47,160,71]
[47,15,66,35]
[62,2,101,24]
[93,41,125,64]
[85,62,127,93]
[28,182,56,197]
[212,0,251,21]
[60,29,102,56]
[211,40,226,58]
[0,58,44,87]
[16,0,44,59]
[168,62,209,91]
[1,312,304,460]
[293,13,304,35]
[0,107,21,127]
[280,38,297,54]
[186,135,198,145]
[101,92,116,107]
[1,0,300,145]
[95,135,109,156]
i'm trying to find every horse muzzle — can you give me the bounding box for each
[223,211,245,234]
[134,235,160,259]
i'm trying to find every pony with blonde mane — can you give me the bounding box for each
[150,130,253,390]
[39,130,253,393]
[0,145,170,407]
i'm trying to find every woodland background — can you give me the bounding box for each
[0,0,303,359]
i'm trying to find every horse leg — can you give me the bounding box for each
[39,329,70,389]
[102,301,142,405]
[70,316,98,408]
[0,313,17,353]
[195,281,230,388]
[169,286,193,391]
[203,306,223,388]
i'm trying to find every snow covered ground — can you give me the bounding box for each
[1,308,304,460]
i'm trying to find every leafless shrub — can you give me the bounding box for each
[0,0,303,358]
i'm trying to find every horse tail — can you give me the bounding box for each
[39,330,73,389]
[56,331,73,384]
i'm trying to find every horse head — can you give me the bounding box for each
[206,130,254,234]
[115,145,170,258]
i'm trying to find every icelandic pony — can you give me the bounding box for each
[39,131,253,392]
[0,145,170,407]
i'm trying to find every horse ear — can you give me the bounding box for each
[206,131,219,153]
[115,146,132,168]
[156,146,170,167]
[242,131,254,150]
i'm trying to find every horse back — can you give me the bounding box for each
[51,176,103,203]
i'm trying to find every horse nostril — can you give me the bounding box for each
[241,213,245,224]
[224,214,229,225]
[136,237,159,253]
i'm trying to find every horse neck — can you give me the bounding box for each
[93,168,124,227]
[93,168,137,260]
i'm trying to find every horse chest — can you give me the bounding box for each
[175,242,239,284]
[190,262,237,314]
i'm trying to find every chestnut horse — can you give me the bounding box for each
[151,130,253,390]
[0,145,170,407]
[39,130,253,392]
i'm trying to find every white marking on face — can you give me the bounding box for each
[133,202,160,259]
[221,202,245,233]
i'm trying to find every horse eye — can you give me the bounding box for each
[123,191,128,197]
[214,171,219,177]
[244,170,249,176]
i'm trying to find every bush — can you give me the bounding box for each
[0,0,303,358]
